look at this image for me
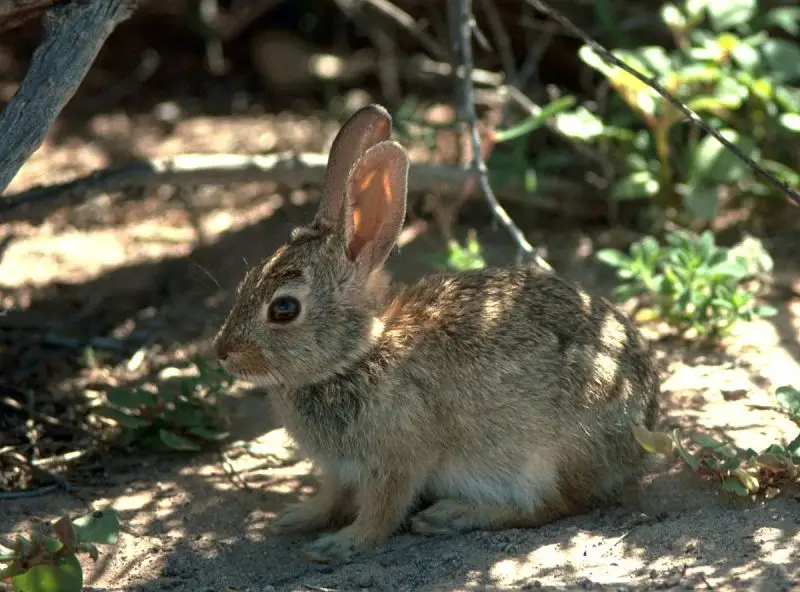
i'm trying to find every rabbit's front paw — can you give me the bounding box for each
[270,501,331,535]
[304,526,370,563]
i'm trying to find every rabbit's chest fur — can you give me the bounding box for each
[273,265,658,505]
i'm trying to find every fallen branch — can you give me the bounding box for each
[0,151,584,220]
[0,0,137,193]
[451,0,551,270]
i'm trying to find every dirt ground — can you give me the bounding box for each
[2,16,800,592]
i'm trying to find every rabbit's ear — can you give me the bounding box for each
[343,141,409,272]
[314,105,392,230]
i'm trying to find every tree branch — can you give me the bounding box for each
[0,0,137,193]
[0,151,584,220]
[450,0,551,270]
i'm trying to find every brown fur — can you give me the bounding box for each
[212,105,661,563]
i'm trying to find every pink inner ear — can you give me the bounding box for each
[343,140,408,269]
[347,168,390,261]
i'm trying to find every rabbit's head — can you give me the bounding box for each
[212,105,409,388]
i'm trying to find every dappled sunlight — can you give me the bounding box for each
[478,279,523,331]
[487,530,648,587]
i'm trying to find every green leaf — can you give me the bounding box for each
[11,555,83,592]
[672,430,701,469]
[71,510,120,545]
[686,129,755,185]
[518,168,536,194]
[788,436,800,457]
[766,7,800,35]
[596,249,630,268]
[755,305,778,318]
[552,106,605,140]
[633,425,675,455]
[0,544,15,562]
[721,476,750,496]
[106,388,145,410]
[685,0,709,20]
[187,426,230,441]
[612,283,644,302]
[776,386,800,416]
[731,43,761,72]
[494,96,576,143]
[779,113,800,132]
[708,261,748,281]
[761,39,800,83]
[92,406,150,430]
[775,85,800,112]
[706,0,756,31]
[612,170,659,200]
[661,3,687,30]
[682,184,719,221]
[691,433,726,449]
[633,46,675,77]
[158,429,201,451]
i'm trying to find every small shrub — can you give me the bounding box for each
[597,230,776,338]
[555,0,800,220]
[446,230,487,271]
[1,510,120,592]
[92,354,233,452]
[634,386,799,497]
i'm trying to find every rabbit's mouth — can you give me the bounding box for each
[216,344,282,387]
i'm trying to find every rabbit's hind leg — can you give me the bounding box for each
[409,497,570,535]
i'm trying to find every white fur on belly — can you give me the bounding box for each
[424,454,560,510]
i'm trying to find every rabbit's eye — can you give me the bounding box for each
[267,296,301,323]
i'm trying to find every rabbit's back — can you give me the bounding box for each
[388,264,658,507]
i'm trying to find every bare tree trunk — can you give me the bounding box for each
[0,0,137,193]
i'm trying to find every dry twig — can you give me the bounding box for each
[0,151,581,220]
[450,0,551,270]
[359,0,449,61]
[0,0,137,193]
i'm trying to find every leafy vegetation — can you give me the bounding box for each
[634,385,800,497]
[597,230,776,338]
[92,355,233,452]
[1,510,120,592]
[556,0,800,220]
[444,230,487,271]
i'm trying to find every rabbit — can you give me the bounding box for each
[212,104,661,563]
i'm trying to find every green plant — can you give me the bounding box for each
[557,0,800,220]
[1,510,120,592]
[634,386,800,496]
[776,385,800,426]
[597,230,776,337]
[445,230,487,271]
[92,354,233,452]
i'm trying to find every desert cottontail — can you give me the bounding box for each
[212,104,660,563]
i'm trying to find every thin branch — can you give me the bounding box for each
[478,0,517,86]
[0,151,583,220]
[524,0,800,207]
[451,0,551,270]
[359,0,449,61]
[0,0,137,193]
